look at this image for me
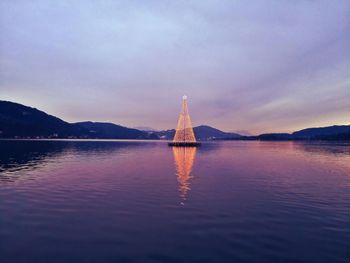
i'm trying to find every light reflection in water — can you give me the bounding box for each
[172,146,197,202]
[1,141,350,262]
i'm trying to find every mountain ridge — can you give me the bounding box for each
[74,121,157,139]
[0,100,349,141]
[0,101,154,139]
[153,125,241,141]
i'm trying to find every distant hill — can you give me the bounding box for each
[0,100,84,138]
[194,125,241,140]
[75,122,157,139]
[133,126,159,132]
[233,130,252,136]
[256,133,292,140]
[1,100,349,141]
[233,125,350,141]
[0,101,155,139]
[153,125,242,141]
[292,125,350,139]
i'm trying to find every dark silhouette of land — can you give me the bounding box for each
[0,100,349,140]
[0,101,156,139]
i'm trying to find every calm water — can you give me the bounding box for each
[0,140,350,263]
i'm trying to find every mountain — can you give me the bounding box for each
[255,133,292,140]
[75,122,157,139]
[133,126,159,132]
[0,100,84,138]
[194,125,241,140]
[0,101,155,139]
[233,130,253,136]
[233,125,350,141]
[1,100,348,141]
[153,125,242,141]
[292,125,350,139]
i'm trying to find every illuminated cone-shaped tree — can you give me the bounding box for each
[170,95,199,146]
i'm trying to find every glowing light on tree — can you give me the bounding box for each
[170,95,198,146]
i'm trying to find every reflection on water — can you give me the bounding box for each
[1,140,350,263]
[0,140,155,182]
[294,141,350,156]
[0,140,68,181]
[172,147,197,201]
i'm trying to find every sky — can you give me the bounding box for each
[0,0,349,134]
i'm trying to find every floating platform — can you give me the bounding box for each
[168,142,201,147]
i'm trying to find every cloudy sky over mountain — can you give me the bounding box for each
[1,0,349,133]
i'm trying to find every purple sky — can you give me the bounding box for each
[1,1,349,134]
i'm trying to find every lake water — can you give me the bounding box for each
[0,140,349,263]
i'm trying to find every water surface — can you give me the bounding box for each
[0,140,349,262]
